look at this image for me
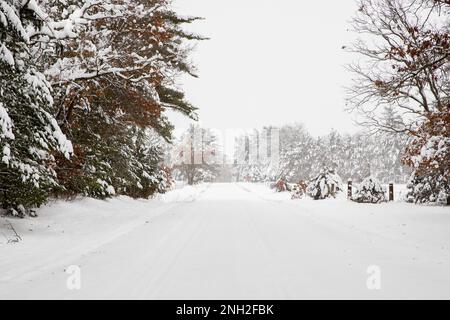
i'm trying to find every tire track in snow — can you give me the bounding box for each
[236,183,450,280]
[235,183,425,251]
[99,196,207,299]
[140,205,206,299]
[241,202,290,299]
[36,192,210,299]
[0,184,211,284]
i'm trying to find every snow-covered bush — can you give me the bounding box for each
[273,177,293,192]
[307,167,343,200]
[291,180,308,199]
[351,177,387,203]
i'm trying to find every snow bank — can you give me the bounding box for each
[156,183,210,203]
[0,184,209,282]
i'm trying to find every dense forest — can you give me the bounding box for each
[233,122,410,185]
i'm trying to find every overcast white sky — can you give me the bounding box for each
[169,0,361,137]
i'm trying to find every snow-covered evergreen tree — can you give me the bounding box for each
[0,0,72,214]
[233,128,275,182]
[264,123,410,185]
[43,0,203,199]
[276,124,316,183]
[171,125,221,185]
[1,0,204,212]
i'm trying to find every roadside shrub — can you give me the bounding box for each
[351,177,387,204]
[291,180,308,199]
[307,167,343,200]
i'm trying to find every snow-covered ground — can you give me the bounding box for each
[0,183,449,299]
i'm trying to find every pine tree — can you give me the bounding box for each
[266,124,410,186]
[0,0,72,214]
[233,129,273,182]
[41,0,204,198]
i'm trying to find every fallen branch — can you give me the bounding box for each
[1,218,22,244]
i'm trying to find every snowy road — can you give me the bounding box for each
[1,183,450,299]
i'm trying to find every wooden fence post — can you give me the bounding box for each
[389,183,394,201]
[348,180,352,199]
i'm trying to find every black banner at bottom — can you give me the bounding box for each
[0,300,447,319]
